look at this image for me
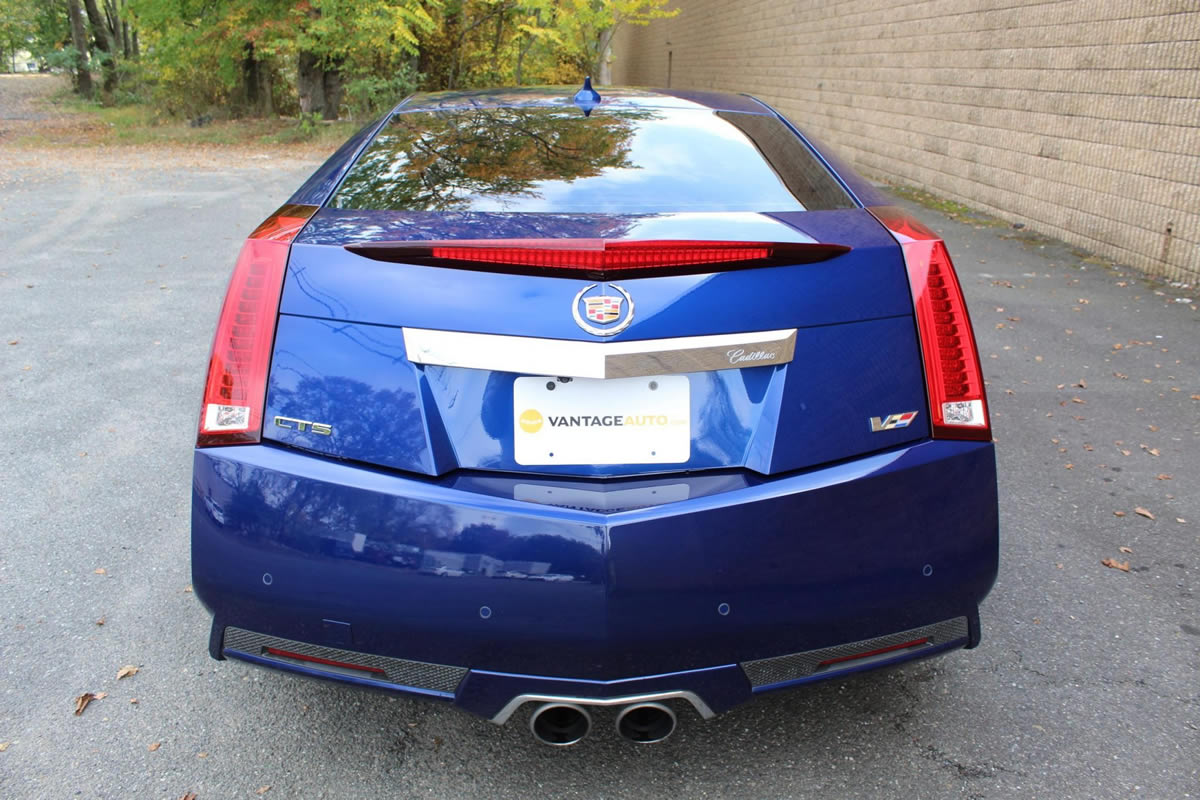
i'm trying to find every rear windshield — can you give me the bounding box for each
[330,107,855,214]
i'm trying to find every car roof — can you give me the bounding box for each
[394,86,773,116]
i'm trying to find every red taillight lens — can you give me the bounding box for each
[871,206,991,441]
[196,204,316,447]
[345,239,850,279]
[263,646,385,675]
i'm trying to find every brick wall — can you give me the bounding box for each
[611,0,1200,282]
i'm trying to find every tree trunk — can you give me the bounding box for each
[257,64,274,117]
[321,65,343,121]
[82,0,118,94]
[241,43,275,117]
[122,21,131,59]
[66,0,93,97]
[131,30,139,59]
[297,51,325,116]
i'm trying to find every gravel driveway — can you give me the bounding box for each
[1,77,1197,800]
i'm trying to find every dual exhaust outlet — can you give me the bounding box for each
[529,701,677,746]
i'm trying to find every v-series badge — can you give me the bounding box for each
[274,415,333,436]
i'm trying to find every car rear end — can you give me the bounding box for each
[191,88,997,741]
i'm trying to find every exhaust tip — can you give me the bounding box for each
[616,702,677,743]
[530,703,592,746]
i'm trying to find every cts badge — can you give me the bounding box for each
[870,411,918,432]
[274,415,333,436]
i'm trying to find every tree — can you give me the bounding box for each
[291,0,435,120]
[0,0,36,73]
[515,0,677,82]
[65,0,94,96]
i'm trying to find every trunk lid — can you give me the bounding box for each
[263,208,929,477]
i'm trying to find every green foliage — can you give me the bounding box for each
[10,0,680,120]
[344,66,422,117]
[416,1,677,90]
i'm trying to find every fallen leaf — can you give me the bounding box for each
[1064,463,1074,469]
[1120,449,1131,456]
[1056,384,1066,390]
[0,742,9,752]
[1148,425,1159,432]
[197,752,208,758]
[183,585,193,593]
[1134,507,1156,520]
[1083,443,1094,451]
[1112,343,1123,350]
[94,568,106,575]
[1074,379,1087,389]
[1178,518,1188,524]
[1114,372,1128,379]
[117,665,139,680]
[1146,448,1160,457]
[96,616,105,626]
[74,692,101,715]
[1113,511,1126,517]
[992,279,1013,288]
[257,788,271,796]
[6,340,16,346]
[1156,474,1172,480]
[1077,298,1090,304]
[1119,546,1133,554]
[130,698,139,705]
[1101,558,1131,572]
[1191,394,1200,401]
[1071,397,1085,404]
[149,742,161,752]
[179,794,197,800]
[1055,563,1064,569]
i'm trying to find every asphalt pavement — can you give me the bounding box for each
[0,144,1197,799]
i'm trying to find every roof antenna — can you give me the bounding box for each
[574,77,601,117]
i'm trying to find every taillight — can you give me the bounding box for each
[870,206,991,441]
[345,239,850,279]
[196,204,317,447]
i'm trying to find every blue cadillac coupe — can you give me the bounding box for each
[192,84,998,745]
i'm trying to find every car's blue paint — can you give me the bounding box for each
[394,86,773,115]
[198,85,998,721]
[192,438,996,699]
[283,211,907,339]
[287,115,392,207]
[263,313,929,477]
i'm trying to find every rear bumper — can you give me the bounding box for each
[192,440,997,718]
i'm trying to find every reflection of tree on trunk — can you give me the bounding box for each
[334,107,656,212]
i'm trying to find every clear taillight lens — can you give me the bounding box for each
[196,204,316,447]
[871,206,991,441]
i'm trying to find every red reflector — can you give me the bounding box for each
[345,239,850,278]
[196,204,316,447]
[818,637,930,668]
[870,206,991,441]
[264,646,385,675]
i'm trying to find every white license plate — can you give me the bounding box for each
[513,375,690,466]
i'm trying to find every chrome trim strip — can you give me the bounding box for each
[403,327,797,379]
[490,689,716,725]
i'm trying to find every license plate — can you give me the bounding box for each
[513,375,690,466]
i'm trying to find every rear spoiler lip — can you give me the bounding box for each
[343,239,851,280]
